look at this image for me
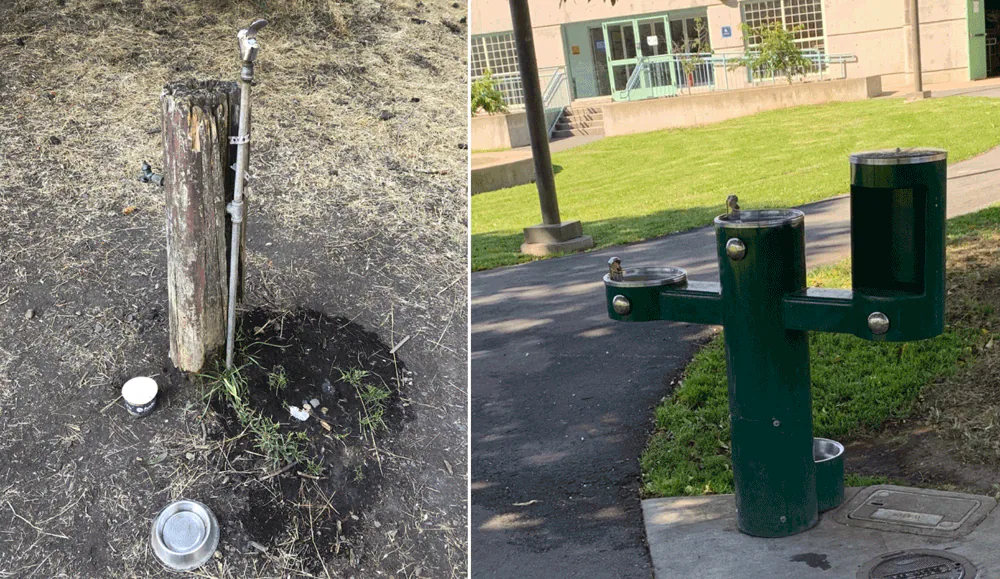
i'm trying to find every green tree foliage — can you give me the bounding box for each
[739,21,813,84]
[672,18,710,95]
[471,69,509,115]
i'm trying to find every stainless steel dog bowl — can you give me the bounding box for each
[814,437,845,512]
[151,500,220,571]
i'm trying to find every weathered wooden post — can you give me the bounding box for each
[161,79,241,372]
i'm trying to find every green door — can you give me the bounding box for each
[603,19,640,101]
[603,16,677,101]
[969,0,987,80]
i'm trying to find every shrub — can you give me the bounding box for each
[471,69,509,115]
[739,21,813,84]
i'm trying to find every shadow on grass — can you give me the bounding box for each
[472,205,722,271]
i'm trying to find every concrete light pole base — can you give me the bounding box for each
[905,90,932,101]
[520,220,594,256]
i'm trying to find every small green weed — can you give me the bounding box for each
[268,365,288,395]
[204,365,309,470]
[338,367,391,437]
[338,368,370,387]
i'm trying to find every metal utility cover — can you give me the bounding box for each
[857,549,976,579]
[834,485,996,538]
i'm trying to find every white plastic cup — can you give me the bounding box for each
[122,377,158,418]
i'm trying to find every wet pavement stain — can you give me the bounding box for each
[790,552,832,570]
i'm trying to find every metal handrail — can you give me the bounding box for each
[622,51,858,101]
[543,69,568,138]
[623,55,646,99]
[542,67,565,105]
[477,66,565,110]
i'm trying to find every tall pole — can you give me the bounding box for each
[509,0,560,225]
[908,0,926,98]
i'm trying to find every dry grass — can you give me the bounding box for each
[0,0,467,576]
[918,208,1000,465]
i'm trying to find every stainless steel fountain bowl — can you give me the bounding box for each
[603,266,687,288]
[150,499,220,571]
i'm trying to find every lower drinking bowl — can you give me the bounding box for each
[814,437,845,512]
[150,500,220,571]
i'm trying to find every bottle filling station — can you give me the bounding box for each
[604,148,947,538]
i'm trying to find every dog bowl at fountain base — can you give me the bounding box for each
[151,500,220,571]
[815,437,845,512]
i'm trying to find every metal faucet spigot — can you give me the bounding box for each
[726,194,740,216]
[138,161,163,187]
[237,19,268,79]
[608,257,624,282]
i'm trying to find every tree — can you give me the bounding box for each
[739,21,812,84]
[672,17,709,95]
[471,69,509,115]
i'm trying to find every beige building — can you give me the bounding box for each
[471,0,999,103]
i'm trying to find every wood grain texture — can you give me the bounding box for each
[161,79,240,372]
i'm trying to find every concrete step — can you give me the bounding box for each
[555,119,605,131]
[564,106,603,116]
[561,111,604,123]
[551,127,605,139]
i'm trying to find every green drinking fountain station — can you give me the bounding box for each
[604,148,947,538]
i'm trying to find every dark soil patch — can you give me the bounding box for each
[846,425,1000,494]
[208,308,412,560]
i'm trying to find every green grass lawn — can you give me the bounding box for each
[472,97,1000,271]
[640,207,1000,498]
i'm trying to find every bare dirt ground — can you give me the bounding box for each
[0,0,468,577]
[846,219,1000,499]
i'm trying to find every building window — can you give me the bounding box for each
[742,0,825,52]
[471,32,519,77]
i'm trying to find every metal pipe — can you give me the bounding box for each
[508,0,560,226]
[908,0,924,95]
[225,19,267,368]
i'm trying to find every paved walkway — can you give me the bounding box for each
[471,134,604,170]
[470,145,1000,578]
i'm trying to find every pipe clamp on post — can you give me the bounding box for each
[226,200,245,224]
[229,135,250,145]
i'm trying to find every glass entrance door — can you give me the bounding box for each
[603,20,638,98]
[589,27,612,96]
[603,16,677,101]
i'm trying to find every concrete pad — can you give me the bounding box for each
[523,221,584,244]
[519,234,594,256]
[643,487,1000,578]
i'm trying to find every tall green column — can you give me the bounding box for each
[716,210,817,537]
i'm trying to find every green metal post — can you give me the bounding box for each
[716,210,816,537]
